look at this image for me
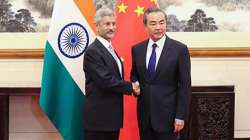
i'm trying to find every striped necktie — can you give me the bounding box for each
[108,45,122,77]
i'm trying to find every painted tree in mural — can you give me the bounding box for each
[14,9,37,32]
[0,0,13,31]
[6,19,25,32]
[0,0,37,32]
[187,9,205,32]
[6,9,37,32]
[167,15,187,32]
[167,15,181,32]
[28,0,54,18]
[204,17,218,31]
[185,9,218,32]
[94,0,117,10]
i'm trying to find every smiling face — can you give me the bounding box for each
[96,15,116,42]
[145,11,167,42]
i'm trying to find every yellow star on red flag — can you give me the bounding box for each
[150,0,157,5]
[134,5,144,17]
[113,0,158,139]
[117,2,128,13]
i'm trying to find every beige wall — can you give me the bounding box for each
[0,59,42,87]
[1,58,250,139]
[0,33,47,49]
[0,32,250,139]
[1,32,250,49]
[191,57,250,138]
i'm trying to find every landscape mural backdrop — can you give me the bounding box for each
[1,0,250,32]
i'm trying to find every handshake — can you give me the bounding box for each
[132,82,140,96]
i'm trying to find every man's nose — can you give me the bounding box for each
[155,23,161,29]
[109,24,116,29]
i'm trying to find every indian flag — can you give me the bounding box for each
[39,0,96,140]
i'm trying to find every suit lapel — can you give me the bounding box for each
[115,51,124,79]
[139,40,150,81]
[154,36,171,79]
[94,39,122,78]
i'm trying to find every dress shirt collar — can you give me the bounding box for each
[148,34,166,49]
[97,36,112,50]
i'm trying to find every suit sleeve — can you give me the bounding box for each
[176,45,192,120]
[84,49,132,94]
[130,47,139,82]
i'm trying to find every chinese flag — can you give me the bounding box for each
[112,0,156,140]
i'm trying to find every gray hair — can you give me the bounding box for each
[94,7,115,25]
[143,7,167,25]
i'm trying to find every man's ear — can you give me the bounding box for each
[95,23,100,32]
[145,25,149,32]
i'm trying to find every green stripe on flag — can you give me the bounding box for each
[40,41,84,140]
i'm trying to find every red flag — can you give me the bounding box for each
[112,0,156,140]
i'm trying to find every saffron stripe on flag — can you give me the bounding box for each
[74,0,96,33]
[40,0,97,140]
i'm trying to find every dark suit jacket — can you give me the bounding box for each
[131,36,191,132]
[83,39,132,131]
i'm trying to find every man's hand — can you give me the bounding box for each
[174,119,184,133]
[132,82,140,96]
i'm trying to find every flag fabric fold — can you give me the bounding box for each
[40,0,95,140]
[113,0,156,140]
[40,0,156,139]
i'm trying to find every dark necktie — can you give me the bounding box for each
[148,43,157,80]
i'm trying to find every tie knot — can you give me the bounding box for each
[109,45,115,53]
[152,43,157,49]
[108,45,113,50]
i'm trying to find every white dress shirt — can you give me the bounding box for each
[146,35,166,69]
[97,36,122,77]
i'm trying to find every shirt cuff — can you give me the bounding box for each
[133,81,139,86]
[175,119,184,125]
